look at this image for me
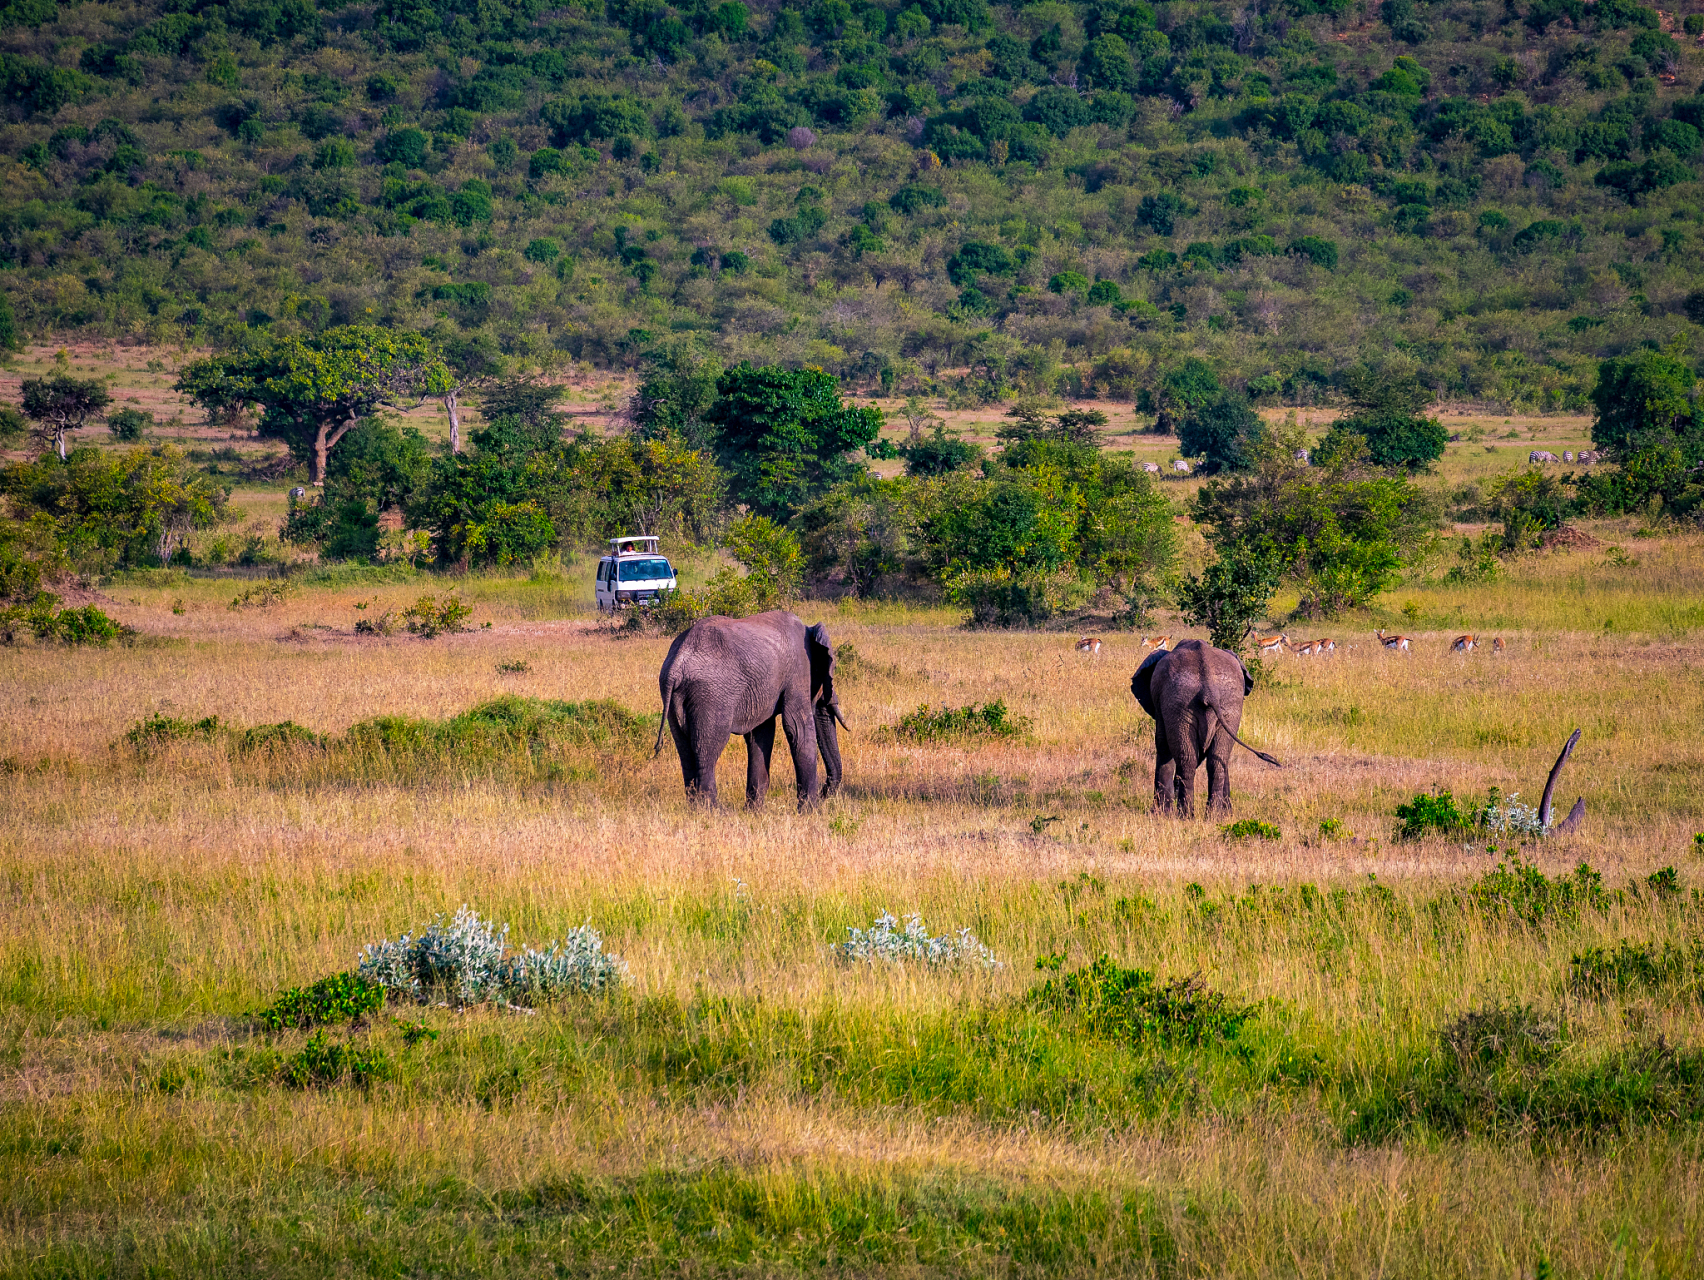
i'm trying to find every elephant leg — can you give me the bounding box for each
[780,708,821,810]
[1152,721,1176,814]
[744,719,777,808]
[683,713,730,807]
[1172,713,1201,819]
[1205,729,1233,817]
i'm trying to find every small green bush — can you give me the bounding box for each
[1645,865,1680,898]
[1569,940,1698,998]
[12,602,130,645]
[402,593,473,637]
[895,700,1031,742]
[1222,819,1280,840]
[229,580,293,609]
[233,721,324,753]
[1026,955,1254,1047]
[257,971,385,1031]
[279,1030,393,1089]
[1467,858,1607,926]
[1394,790,1470,839]
[123,713,222,750]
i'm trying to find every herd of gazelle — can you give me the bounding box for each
[1074,631,1506,655]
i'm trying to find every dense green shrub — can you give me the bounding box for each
[257,972,385,1031]
[1027,956,1255,1047]
[895,700,1030,742]
[1394,790,1470,839]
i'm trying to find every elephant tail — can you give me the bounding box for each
[1202,697,1282,768]
[654,672,681,759]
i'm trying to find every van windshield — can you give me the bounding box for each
[618,558,673,582]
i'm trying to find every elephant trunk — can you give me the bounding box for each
[816,704,844,796]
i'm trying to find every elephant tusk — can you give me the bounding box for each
[828,703,851,731]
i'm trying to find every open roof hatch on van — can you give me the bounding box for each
[609,536,660,556]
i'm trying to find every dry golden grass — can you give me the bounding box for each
[5,421,1704,1271]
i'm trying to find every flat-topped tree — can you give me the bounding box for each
[20,375,111,461]
[177,326,449,485]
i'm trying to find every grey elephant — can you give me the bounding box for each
[654,610,847,808]
[1131,639,1280,817]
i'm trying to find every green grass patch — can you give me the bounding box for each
[895,700,1031,743]
[1569,940,1702,998]
[118,696,654,784]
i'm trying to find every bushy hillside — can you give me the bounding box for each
[2,0,1703,407]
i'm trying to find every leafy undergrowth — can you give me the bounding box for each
[894,700,1032,743]
[1026,956,1255,1049]
[1346,1002,1704,1144]
[119,696,655,783]
[1570,939,1704,999]
[1221,819,1281,840]
[137,867,1704,1149]
[255,972,384,1032]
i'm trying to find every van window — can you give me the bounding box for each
[617,558,674,582]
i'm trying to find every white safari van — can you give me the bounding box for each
[594,535,677,613]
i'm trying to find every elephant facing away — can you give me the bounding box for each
[654,610,846,809]
[1131,639,1280,817]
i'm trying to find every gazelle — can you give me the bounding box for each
[1450,634,1478,653]
[1251,632,1288,657]
[1289,638,1319,656]
[1493,636,1505,653]
[1376,629,1412,652]
[1075,636,1102,657]
[1139,635,1171,651]
[1316,638,1337,653]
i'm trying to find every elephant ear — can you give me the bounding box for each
[806,622,837,706]
[1239,657,1254,696]
[1131,648,1166,719]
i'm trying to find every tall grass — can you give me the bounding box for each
[3,540,1704,1275]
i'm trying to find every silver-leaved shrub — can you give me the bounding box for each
[1483,790,1549,837]
[836,911,1001,969]
[359,905,626,1006]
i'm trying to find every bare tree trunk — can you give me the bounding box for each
[313,411,362,485]
[55,424,68,461]
[445,390,462,453]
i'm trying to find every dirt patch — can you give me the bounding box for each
[1541,525,1604,551]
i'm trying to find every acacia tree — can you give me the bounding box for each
[20,375,111,461]
[435,332,508,453]
[177,326,449,484]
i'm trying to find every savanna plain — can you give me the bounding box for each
[5,433,1704,1277]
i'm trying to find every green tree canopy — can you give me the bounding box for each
[1191,422,1436,618]
[2,445,227,569]
[19,375,111,461]
[707,364,881,519]
[1590,349,1703,461]
[1320,368,1446,471]
[1178,391,1266,475]
[176,326,449,484]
